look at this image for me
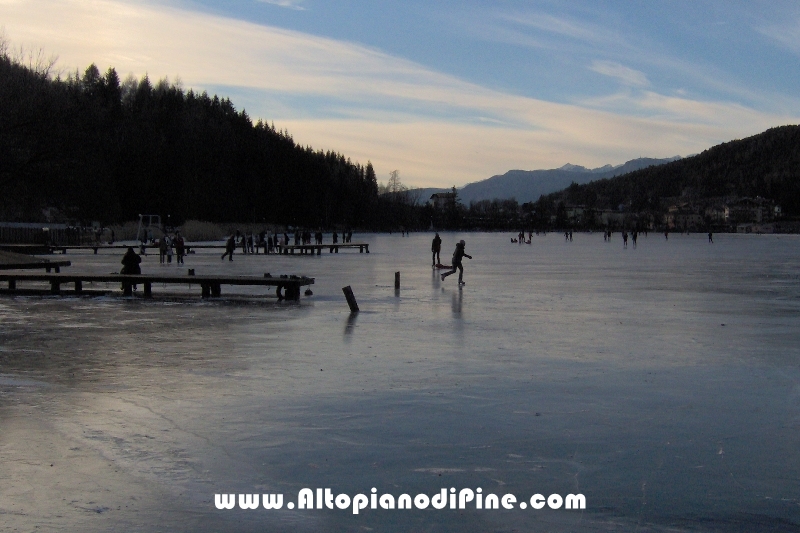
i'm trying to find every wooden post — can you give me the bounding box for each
[201,284,210,298]
[122,282,132,296]
[144,282,152,298]
[395,272,400,289]
[50,280,60,295]
[75,280,82,293]
[342,285,359,312]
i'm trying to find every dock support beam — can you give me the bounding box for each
[342,285,359,312]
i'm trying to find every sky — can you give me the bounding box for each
[2,0,800,188]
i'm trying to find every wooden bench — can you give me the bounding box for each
[276,243,370,255]
[0,272,314,300]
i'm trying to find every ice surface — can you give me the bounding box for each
[1,232,799,532]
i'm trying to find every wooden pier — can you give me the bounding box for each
[0,272,314,300]
[0,250,71,272]
[276,243,370,255]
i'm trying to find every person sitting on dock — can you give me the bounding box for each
[441,240,472,285]
[121,247,142,275]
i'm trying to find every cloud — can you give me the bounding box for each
[0,0,797,188]
[256,0,306,11]
[757,18,800,55]
[590,60,649,87]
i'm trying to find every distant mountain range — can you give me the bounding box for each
[414,157,681,204]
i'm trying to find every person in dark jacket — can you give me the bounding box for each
[120,247,142,275]
[221,235,236,261]
[441,240,472,285]
[431,233,442,267]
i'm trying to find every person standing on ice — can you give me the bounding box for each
[431,232,442,267]
[441,240,472,285]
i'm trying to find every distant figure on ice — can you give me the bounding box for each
[221,235,236,261]
[174,231,185,264]
[623,231,628,248]
[431,232,442,267]
[632,230,638,248]
[664,230,669,240]
[441,240,472,285]
[120,247,142,275]
[158,235,169,264]
[708,231,713,243]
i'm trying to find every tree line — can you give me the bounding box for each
[534,125,800,220]
[0,47,380,228]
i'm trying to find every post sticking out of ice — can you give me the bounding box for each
[395,272,400,290]
[342,285,359,312]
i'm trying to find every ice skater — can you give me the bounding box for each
[441,240,472,285]
[431,232,442,267]
[221,234,236,261]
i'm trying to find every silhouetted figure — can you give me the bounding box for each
[664,230,669,240]
[174,231,185,264]
[623,231,628,248]
[158,235,168,264]
[333,231,339,244]
[708,231,713,243]
[120,247,142,275]
[431,232,442,267]
[221,235,235,261]
[441,240,472,285]
[632,231,638,248]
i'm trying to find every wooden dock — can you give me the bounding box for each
[1,243,223,255]
[0,250,71,272]
[276,243,369,255]
[0,272,314,300]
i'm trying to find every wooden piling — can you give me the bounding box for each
[342,285,359,312]
[395,272,400,289]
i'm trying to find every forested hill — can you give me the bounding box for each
[542,125,800,216]
[0,54,378,226]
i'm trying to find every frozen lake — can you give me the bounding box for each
[1,231,799,532]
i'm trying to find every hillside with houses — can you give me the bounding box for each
[522,126,800,233]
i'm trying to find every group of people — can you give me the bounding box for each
[155,232,186,264]
[432,233,472,285]
[221,229,356,261]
